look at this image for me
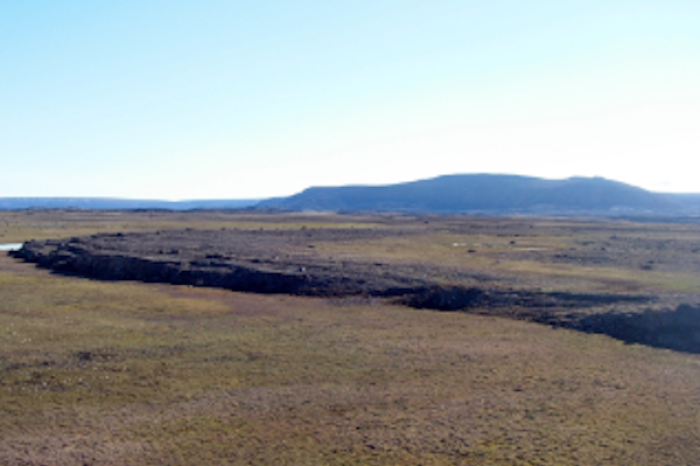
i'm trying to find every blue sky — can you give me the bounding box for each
[1,1,699,199]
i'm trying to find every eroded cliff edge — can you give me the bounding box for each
[11,228,700,353]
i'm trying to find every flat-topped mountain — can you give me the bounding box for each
[261,174,692,215]
[2,174,698,215]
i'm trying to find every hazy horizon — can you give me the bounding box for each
[1,173,699,203]
[2,1,698,199]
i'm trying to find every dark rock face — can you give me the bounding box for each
[405,286,700,353]
[11,228,700,353]
[12,229,429,297]
[404,286,650,313]
[572,304,700,353]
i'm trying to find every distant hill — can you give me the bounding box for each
[3,175,699,216]
[260,174,699,216]
[0,198,259,210]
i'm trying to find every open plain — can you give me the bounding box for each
[2,209,700,465]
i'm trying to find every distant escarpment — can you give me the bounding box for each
[260,174,691,215]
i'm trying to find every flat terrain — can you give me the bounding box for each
[2,210,700,465]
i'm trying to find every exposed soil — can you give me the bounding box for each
[12,226,700,353]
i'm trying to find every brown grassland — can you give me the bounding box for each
[1,210,700,465]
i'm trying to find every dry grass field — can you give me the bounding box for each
[1,210,700,465]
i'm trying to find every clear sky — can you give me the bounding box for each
[1,1,699,200]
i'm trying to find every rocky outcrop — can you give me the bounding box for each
[571,304,700,353]
[13,240,416,297]
[405,285,700,352]
[11,230,431,297]
[11,228,700,353]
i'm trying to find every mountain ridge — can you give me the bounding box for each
[2,174,699,216]
[260,174,697,215]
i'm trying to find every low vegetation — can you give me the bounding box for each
[1,210,700,465]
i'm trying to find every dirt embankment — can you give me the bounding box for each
[11,228,700,353]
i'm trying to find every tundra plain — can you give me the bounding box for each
[1,209,700,465]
